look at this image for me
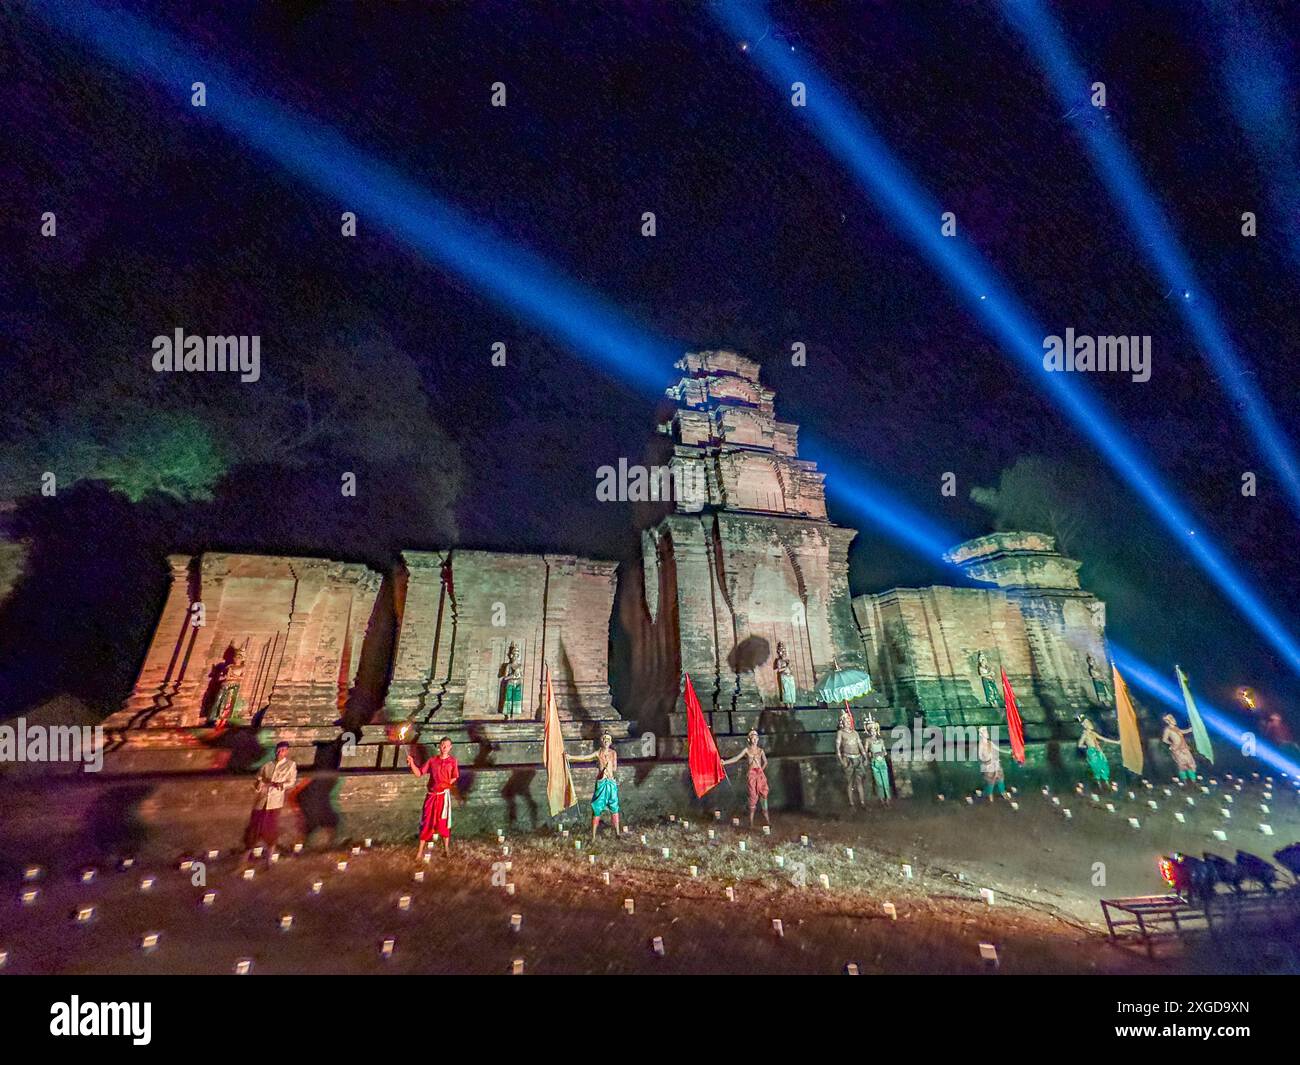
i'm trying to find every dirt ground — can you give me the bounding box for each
[2,771,1297,975]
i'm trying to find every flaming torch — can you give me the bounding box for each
[395,719,419,767]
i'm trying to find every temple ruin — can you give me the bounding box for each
[65,351,1127,843]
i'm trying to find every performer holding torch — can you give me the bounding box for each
[407,736,460,861]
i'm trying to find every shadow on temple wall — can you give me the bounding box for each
[610,552,681,739]
[632,758,656,787]
[501,768,540,828]
[458,766,479,801]
[557,645,584,720]
[312,735,345,771]
[465,723,495,768]
[298,774,342,845]
[728,635,770,674]
[199,643,239,721]
[775,758,806,811]
[756,705,812,757]
[199,725,268,773]
[342,572,399,734]
[85,783,153,854]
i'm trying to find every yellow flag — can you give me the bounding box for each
[542,664,576,816]
[1111,665,1144,775]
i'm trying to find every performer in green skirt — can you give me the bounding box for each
[570,733,621,841]
[865,716,892,804]
[1077,717,1120,786]
[977,651,1001,707]
[502,642,523,719]
[774,642,796,707]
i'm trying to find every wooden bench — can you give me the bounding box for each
[1101,890,1298,959]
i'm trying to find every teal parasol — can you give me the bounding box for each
[816,664,874,704]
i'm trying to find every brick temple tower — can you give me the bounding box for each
[621,351,863,723]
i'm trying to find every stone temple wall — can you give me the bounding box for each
[107,552,383,742]
[852,532,1109,735]
[384,549,620,726]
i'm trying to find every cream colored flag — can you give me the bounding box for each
[1112,665,1144,775]
[542,664,577,817]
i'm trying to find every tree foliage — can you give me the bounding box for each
[971,454,1204,648]
[0,330,460,535]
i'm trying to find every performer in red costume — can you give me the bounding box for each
[407,736,460,860]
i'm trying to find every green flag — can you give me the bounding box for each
[1175,665,1214,764]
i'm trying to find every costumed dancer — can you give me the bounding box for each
[501,643,523,720]
[1160,714,1198,782]
[976,725,1006,801]
[408,736,460,860]
[774,643,796,708]
[569,732,620,841]
[1077,717,1120,787]
[244,741,297,860]
[864,715,892,804]
[835,708,869,808]
[212,647,247,727]
[722,728,770,827]
[977,651,1000,708]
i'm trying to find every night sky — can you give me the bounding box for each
[2,1,1298,720]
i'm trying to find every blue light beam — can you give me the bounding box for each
[29,0,678,395]
[800,436,957,563]
[1000,0,1300,521]
[712,0,1300,678]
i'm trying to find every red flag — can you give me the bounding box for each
[999,668,1026,765]
[684,673,726,797]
